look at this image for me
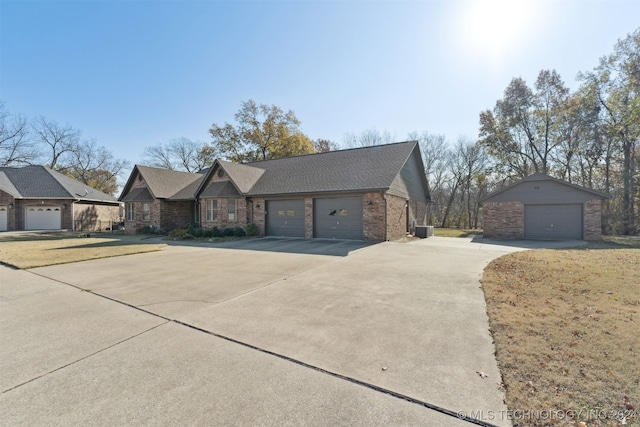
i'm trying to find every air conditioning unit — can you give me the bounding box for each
[415,226,434,238]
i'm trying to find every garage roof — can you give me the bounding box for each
[0,165,118,203]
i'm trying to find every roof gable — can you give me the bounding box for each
[482,172,610,203]
[119,165,204,201]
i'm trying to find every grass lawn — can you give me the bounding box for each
[482,240,639,427]
[0,232,166,269]
[434,227,483,238]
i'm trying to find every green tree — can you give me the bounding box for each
[580,28,640,235]
[209,100,314,162]
[478,70,569,178]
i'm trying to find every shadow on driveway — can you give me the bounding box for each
[471,235,588,249]
[164,237,378,257]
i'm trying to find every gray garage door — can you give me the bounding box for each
[313,197,363,240]
[266,199,305,237]
[524,204,583,240]
[26,205,62,230]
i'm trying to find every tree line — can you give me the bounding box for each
[0,103,129,196]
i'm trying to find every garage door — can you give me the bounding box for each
[525,204,582,240]
[266,199,305,237]
[26,206,62,230]
[0,206,7,231]
[314,197,363,240]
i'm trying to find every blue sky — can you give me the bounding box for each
[1,0,638,166]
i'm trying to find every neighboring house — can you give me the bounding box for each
[119,141,431,241]
[481,173,610,240]
[0,165,121,232]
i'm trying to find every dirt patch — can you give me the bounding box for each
[482,247,639,426]
[0,233,166,269]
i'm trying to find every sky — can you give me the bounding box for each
[1,0,639,167]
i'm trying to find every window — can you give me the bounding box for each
[227,199,236,221]
[205,199,218,221]
[126,203,134,221]
[142,203,150,221]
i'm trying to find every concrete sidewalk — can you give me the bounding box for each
[1,236,563,426]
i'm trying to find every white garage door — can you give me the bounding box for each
[26,206,62,230]
[0,206,7,231]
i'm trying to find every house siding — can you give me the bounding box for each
[482,201,525,239]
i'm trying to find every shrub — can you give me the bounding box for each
[202,228,213,238]
[181,233,194,240]
[194,227,204,238]
[136,225,155,234]
[245,222,258,236]
[168,228,186,239]
[223,227,235,237]
[234,226,246,237]
[211,226,222,237]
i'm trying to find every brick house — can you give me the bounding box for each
[481,173,610,240]
[119,141,431,241]
[0,165,121,232]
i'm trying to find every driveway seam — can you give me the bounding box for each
[27,268,498,427]
[2,321,169,394]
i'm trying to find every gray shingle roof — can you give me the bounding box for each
[245,141,419,196]
[132,165,205,200]
[0,165,117,203]
[217,160,265,193]
[482,172,610,202]
[0,171,21,197]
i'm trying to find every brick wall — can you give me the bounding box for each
[0,190,16,231]
[160,201,193,231]
[386,194,408,241]
[251,198,265,237]
[74,202,121,231]
[124,200,161,233]
[304,197,313,238]
[200,198,248,230]
[362,192,385,241]
[482,201,524,239]
[583,199,603,240]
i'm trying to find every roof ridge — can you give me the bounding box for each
[244,140,418,166]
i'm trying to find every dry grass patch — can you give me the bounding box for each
[483,247,639,426]
[0,233,166,269]
[434,228,483,238]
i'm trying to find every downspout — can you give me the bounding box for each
[71,200,76,231]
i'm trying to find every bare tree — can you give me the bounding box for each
[0,102,36,166]
[342,128,397,148]
[31,116,80,169]
[143,137,217,172]
[60,139,130,195]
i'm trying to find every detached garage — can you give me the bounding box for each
[1,165,121,232]
[482,173,610,241]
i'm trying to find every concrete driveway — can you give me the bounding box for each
[1,236,561,426]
